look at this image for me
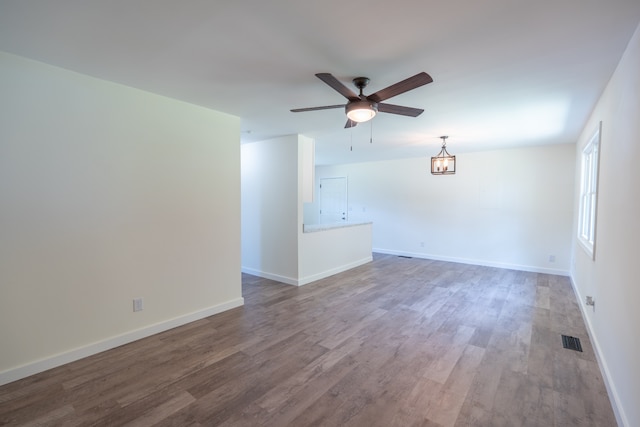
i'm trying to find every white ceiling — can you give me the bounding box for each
[1,1,639,165]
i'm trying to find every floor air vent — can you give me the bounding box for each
[398,256,413,259]
[561,335,583,352]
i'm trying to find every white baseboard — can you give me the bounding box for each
[242,256,373,287]
[297,256,373,286]
[0,297,244,387]
[241,267,298,286]
[569,275,627,427]
[373,248,570,276]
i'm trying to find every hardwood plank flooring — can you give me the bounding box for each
[0,254,617,426]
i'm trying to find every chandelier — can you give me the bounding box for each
[431,136,456,175]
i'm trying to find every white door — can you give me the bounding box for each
[319,177,347,223]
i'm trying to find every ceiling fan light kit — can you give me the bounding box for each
[346,100,378,123]
[431,136,456,175]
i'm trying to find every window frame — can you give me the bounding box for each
[577,122,601,259]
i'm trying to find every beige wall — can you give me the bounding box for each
[571,22,640,427]
[0,52,242,384]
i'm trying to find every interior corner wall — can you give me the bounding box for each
[0,52,242,384]
[241,135,300,284]
[315,143,575,274]
[570,22,640,427]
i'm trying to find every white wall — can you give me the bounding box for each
[315,143,575,274]
[242,134,372,285]
[299,224,373,285]
[241,135,300,284]
[0,52,242,384]
[571,22,640,427]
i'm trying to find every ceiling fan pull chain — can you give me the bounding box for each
[350,127,353,151]
[370,119,373,144]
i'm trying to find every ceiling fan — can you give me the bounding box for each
[291,72,433,128]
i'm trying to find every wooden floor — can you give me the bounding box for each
[0,254,617,426]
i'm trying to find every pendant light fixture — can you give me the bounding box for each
[431,136,456,175]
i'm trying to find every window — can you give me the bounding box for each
[577,122,601,258]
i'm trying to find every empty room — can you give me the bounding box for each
[1,1,640,426]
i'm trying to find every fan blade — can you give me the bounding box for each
[367,72,433,103]
[377,103,424,117]
[344,119,358,128]
[291,104,345,113]
[316,73,360,101]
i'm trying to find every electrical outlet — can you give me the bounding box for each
[133,298,143,312]
[549,255,556,262]
[420,242,425,247]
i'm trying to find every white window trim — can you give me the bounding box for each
[577,121,601,259]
